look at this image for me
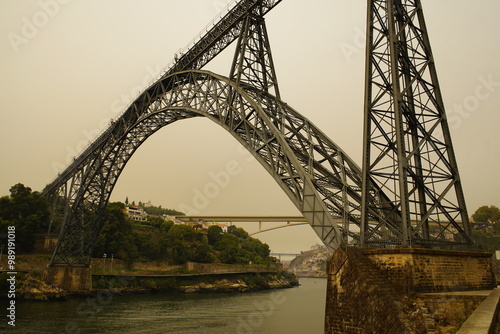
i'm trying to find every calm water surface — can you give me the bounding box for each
[1,277,326,334]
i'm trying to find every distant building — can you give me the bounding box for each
[186,221,203,228]
[311,244,326,251]
[204,222,229,233]
[162,215,177,222]
[216,223,229,233]
[126,206,148,221]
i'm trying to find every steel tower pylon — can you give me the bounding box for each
[230,12,280,98]
[360,0,472,248]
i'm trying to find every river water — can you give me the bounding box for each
[1,277,327,334]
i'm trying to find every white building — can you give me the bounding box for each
[204,222,229,233]
[126,206,148,221]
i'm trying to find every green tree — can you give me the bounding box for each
[142,204,184,216]
[193,243,216,263]
[207,225,223,245]
[0,183,50,252]
[216,234,242,264]
[93,202,139,264]
[146,215,165,227]
[170,240,193,264]
[159,220,174,233]
[167,224,197,242]
[136,233,162,260]
[473,206,500,223]
[229,226,249,239]
[242,238,270,263]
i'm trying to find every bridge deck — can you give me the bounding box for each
[175,216,307,223]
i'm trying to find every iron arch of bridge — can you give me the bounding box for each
[44,0,474,268]
[48,69,388,267]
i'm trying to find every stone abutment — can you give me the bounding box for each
[324,247,496,333]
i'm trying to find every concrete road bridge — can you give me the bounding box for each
[175,215,309,235]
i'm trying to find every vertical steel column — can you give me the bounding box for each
[414,3,471,238]
[387,0,411,246]
[229,9,280,98]
[361,0,472,248]
[360,0,374,247]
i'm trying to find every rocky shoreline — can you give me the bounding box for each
[175,275,298,294]
[92,272,299,295]
[3,271,299,301]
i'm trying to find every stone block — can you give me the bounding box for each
[44,266,92,292]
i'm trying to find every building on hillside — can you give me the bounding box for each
[162,215,177,222]
[216,223,229,233]
[185,220,204,229]
[126,206,148,221]
[203,221,229,233]
[311,244,326,251]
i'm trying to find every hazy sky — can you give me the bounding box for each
[1,0,499,253]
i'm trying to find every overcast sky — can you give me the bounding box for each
[1,0,499,253]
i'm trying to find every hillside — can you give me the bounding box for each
[288,245,331,277]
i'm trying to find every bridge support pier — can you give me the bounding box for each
[44,266,93,292]
[324,247,495,334]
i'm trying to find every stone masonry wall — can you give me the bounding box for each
[43,266,92,291]
[185,262,281,274]
[362,248,495,292]
[325,247,495,334]
[325,247,416,334]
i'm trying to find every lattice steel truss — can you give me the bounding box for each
[43,0,473,267]
[360,0,472,248]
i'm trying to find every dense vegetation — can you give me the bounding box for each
[125,199,184,216]
[0,184,50,252]
[93,203,271,266]
[472,205,500,224]
[470,205,500,252]
[0,184,272,267]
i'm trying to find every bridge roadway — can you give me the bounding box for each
[175,216,307,223]
[175,215,348,235]
[175,215,311,235]
[174,216,452,236]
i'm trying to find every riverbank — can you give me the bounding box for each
[0,278,327,334]
[0,255,299,301]
[93,271,299,294]
[2,271,298,301]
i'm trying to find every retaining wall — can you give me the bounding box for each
[324,247,495,334]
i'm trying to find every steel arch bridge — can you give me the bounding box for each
[43,0,473,267]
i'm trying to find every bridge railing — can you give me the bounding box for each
[118,0,241,119]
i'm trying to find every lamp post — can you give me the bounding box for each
[0,245,4,270]
[103,253,107,274]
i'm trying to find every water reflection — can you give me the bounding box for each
[0,278,326,334]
